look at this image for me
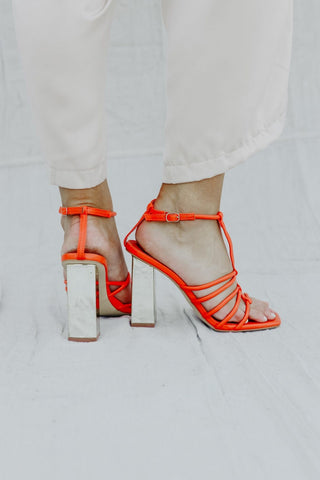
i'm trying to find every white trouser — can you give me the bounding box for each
[12,0,293,189]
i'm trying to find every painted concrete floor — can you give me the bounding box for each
[0,153,319,480]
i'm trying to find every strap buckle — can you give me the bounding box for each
[165,212,180,223]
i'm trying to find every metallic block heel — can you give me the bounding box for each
[131,256,155,327]
[66,264,100,342]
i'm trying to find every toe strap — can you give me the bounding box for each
[183,269,254,330]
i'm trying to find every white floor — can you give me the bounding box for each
[0,149,320,480]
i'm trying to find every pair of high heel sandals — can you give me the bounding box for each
[59,201,281,342]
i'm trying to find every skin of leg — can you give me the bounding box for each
[136,174,277,323]
[59,180,131,304]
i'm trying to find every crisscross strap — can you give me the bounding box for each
[124,199,252,329]
[59,205,116,259]
[107,273,131,297]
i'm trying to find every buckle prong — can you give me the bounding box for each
[165,212,180,223]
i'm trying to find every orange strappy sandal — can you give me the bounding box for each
[59,206,131,342]
[124,200,281,332]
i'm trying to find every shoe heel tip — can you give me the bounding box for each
[68,336,99,342]
[130,322,155,328]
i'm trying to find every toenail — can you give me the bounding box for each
[268,312,276,319]
[263,315,268,322]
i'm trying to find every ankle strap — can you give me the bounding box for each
[143,200,222,223]
[59,206,116,218]
[124,199,237,277]
[59,205,116,259]
[124,199,226,248]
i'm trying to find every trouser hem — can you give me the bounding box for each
[50,162,107,189]
[162,112,286,184]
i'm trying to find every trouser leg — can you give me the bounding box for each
[12,0,118,188]
[161,0,293,183]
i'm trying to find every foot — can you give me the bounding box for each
[60,181,131,305]
[135,177,277,324]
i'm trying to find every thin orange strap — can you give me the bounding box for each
[124,199,232,263]
[59,205,116,260]
[59,206,116,218]
[143,199,222,222]
[77,212,88,259]
[123,212,146,247]
[124,199,221,245]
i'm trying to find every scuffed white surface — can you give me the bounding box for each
[0,0,320,478]
[0,151,320,479]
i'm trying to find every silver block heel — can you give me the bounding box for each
[131,256,155,327]
[66,264,100,342]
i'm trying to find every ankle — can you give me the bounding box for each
[59,179,113,211]
[154,174,224,214]
[59,180,119,237]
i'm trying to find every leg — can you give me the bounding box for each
[13,0,130,304]
[136,0,293,324]
[12,0,118,188]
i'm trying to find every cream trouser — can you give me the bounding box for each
[13,0,293,189]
